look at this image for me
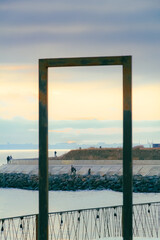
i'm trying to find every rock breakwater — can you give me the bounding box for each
[0,173,160,192]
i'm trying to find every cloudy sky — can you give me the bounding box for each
[0,0,160,146]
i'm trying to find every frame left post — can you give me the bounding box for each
[39,60,48,240]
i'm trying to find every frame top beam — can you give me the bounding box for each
[39,55,131,68]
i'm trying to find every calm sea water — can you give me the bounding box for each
[0,149,160,219]
[1,188,160,219]
[0,188,160,219]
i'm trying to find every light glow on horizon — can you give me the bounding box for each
[0,64,160,121]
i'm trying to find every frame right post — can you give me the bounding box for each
[123,56,132,240]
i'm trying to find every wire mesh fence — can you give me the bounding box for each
[1,202,160,240]
[0,214,37,240]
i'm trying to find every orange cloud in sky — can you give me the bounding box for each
[49,128,72,133]
[67,140,76,144]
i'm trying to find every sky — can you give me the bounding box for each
[0,0,160,147]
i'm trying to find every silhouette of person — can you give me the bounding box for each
[71,165,76,174]
[7,156,11,164]
[88,168,91,175]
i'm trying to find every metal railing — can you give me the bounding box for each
[1,201,160,240]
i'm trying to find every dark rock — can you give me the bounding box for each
[0,172,160,192]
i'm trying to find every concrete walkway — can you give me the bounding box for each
[0,159,160,176]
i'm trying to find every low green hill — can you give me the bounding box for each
[57,147,160,160]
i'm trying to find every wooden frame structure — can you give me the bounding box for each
[39,56,132,240]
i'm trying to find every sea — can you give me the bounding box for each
[0,149,160,219]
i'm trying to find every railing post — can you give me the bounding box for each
[36,215,39,240]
